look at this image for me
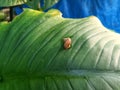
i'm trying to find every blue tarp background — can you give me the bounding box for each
[14,0,120,33]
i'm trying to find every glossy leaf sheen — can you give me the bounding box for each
[0,9,120,90]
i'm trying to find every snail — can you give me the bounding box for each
[63,37,71,49]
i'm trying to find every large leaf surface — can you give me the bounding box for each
[0,9,120,90]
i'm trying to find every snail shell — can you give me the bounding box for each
[63,38,71,49]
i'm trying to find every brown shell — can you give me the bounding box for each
[63,38,71,49]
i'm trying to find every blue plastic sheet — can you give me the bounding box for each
[14,4,29,15]
[14,0,120,33]
[52,0,120,33]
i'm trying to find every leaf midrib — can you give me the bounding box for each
[1,69,120,81]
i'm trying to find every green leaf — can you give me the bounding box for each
[0,0,27,7]
[0,9,120,90]
[27,0,40,10]
[0,11,6,21]
[27,0,59,10]
[0,0,59,10]
[42,0,59,10]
